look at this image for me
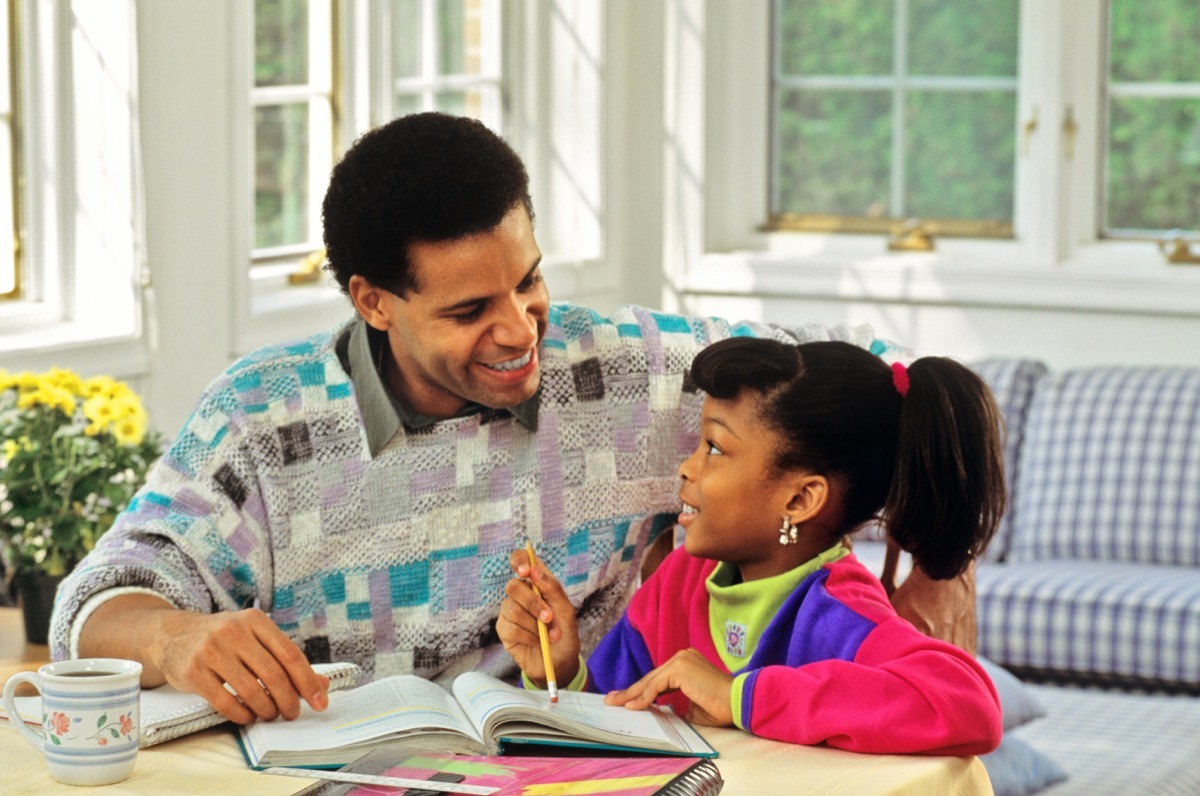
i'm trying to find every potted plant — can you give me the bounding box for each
[0,367,162,644]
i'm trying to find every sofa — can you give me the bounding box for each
[856,358,1200,795]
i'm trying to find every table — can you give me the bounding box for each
[0,607,992,794]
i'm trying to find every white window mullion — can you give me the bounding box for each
[419,0,436,110]
[307,0,333,260]
[1014,0,1067,264]
[890,0,908,217]
[1059,0,1103,251]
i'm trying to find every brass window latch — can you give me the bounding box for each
[1158,234,1200,265]
[288,248,328,285]
[887,218,935,252]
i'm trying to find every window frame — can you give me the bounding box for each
[250,0,336,265]
[683,0,1200,319]
[0,0,19,300]
[233,0,614,354]
[0,0,148,378]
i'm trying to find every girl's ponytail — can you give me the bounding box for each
[884,358,1006,580]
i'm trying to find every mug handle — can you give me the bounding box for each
[2,672,46,751]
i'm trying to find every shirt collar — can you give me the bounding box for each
[337,318,539,457]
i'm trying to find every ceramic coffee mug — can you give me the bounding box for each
[3,658,142,786]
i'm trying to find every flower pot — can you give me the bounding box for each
[15,571,65,645]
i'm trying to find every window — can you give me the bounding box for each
[0,0,18,299]
[1104,2,1200,237]
[770,0,1018,238]
[389,0,502,125]
[0,0,144,375]
[247,0,502,294]
[764,0,1199,250]
[252,0,335,271]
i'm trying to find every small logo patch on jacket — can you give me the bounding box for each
[724,621,747,657]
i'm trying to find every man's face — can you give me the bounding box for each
[358,205,549,419]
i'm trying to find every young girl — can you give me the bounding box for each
[497,337,1006,756]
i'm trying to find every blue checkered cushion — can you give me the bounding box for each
[976,559,1200,684]
[970,358,1048,562]
[1006,367,1200,566]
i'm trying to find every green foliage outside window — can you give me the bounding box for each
[1106,1,1200,232]
[773,0,1018,225]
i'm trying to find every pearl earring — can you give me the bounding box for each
[779,516,797,545]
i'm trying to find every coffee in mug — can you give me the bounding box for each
[3,658,142,786]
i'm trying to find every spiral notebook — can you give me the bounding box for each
[2,661,361,748]
[286,743,724,796]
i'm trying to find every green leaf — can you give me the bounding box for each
[109,728,119,738]
[50,734,61,745]
[97,713,107,728]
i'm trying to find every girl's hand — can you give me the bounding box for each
[496,547,581,687]
[603,648,734,726]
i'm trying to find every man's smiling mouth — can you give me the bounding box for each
[485,350,533,372]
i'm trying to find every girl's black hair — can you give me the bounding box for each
[688,337,1006,580]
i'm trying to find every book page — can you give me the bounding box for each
[246,675,485,754]
[451,672,681,749]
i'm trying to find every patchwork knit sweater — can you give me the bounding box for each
[585,546,1003,756]
[49,303,874,683]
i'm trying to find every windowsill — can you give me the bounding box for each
[684,235,1200,317]
[0,319,147,378]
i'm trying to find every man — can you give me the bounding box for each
[50,112,878,725]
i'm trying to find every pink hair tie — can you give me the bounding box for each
[891,362,910,397]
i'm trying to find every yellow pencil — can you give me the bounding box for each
[524,540,559,702]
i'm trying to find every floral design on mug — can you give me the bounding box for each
[45,711,73,742]
[86,712,136,745]
[41,711,134,746]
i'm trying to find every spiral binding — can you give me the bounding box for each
[656,758,724,795]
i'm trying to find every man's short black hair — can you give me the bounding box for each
[321,112,534,296]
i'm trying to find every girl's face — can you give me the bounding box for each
[676,392,810,581]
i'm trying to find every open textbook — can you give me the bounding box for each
[1,662,361,748]
[238,671,717,770]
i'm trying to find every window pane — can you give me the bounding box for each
[394,94,423,117]
[255,104,310,249]
[1110,1,1200,83]
[393,0,423,80]
[1107,97,1200,231]
[906,91,1016,220]
[1105,0,1200,234]
[0,122,14,296]
[777,0,892,76]
[775,90,891,216]
[255,0,309,87]
[771,0,1018,230]
[436,88,493,120]
[438,0,468,75]
[908,0,1018,77]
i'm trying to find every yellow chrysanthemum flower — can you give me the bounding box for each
[1,438,17,461]
[83,394,118,429]
[13,371,40,391]
[111,415,146,446]
[45,367,83,395]
[81,375,119,398]
[110,392,146,418]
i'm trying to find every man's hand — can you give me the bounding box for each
[603,648,735,727]
[496,547,581,688]
[79,594,329,724]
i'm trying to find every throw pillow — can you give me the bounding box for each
[981,734,1068,796]
[978,655,1046,731]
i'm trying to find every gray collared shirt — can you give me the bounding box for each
[335,318,539,456]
